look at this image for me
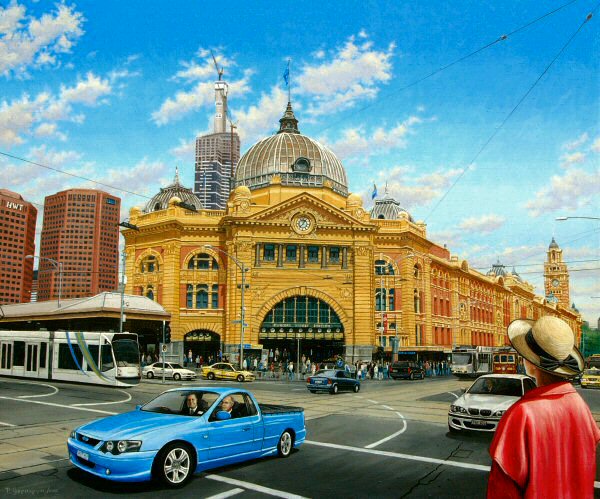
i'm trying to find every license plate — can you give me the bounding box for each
[77,449,89,461]
[470,420,488,427]
[313,380,324,385]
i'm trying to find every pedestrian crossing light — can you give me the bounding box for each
[164,323,171,344]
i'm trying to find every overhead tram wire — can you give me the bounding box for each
[424,6,598,222]
[319,0,581,134]
[0,150,153,201]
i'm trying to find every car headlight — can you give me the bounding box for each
[102,440,141,454]
[70,430,77,439]
[450,405,467,414]
[493,410,506,418]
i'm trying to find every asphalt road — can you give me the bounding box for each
[1,376,599,498]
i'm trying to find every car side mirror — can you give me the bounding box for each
[215,410,231,421]
[136,405,142,410]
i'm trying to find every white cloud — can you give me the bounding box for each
[457,214,506,234]
[172,50,235,82]
[153,70,252,126]
[591,137,600,153]
[324,115,422,160]
[29,145,82,167]
[59,72,112,105]
[525,167,600,217]
[0,71,120,147]
[563,132,588,150]
[0,2,84,78]
[170,133,206,160]
[232,87,288,144]
[297,33,395,116]
[561,151,586,166]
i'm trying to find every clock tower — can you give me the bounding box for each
[544,237,570,309]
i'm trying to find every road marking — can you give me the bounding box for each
[0,421,16,426]
[365,411,407,449]
[0,395,117,415]
[291,388,305,392]
[305,440,491,472]
[447,391,459,399]
[204,488,245,499]
[0,379,60,398]
[367,399,378,404]
[205,474,309,499]
[72,389,132,406]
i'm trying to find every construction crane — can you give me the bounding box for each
[211,50,224,81]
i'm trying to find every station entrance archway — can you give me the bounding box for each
[184,330,221,365]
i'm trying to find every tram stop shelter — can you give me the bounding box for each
[0,292,170,356]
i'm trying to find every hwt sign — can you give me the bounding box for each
[6,201,24,211]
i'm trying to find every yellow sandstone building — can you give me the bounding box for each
[123,104,581,364]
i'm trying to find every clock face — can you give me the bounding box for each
[296,216,311,232]
[552,279,560,287]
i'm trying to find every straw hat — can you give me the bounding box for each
[507,316,583,378]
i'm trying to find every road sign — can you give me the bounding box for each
[162,344,167,352]
[243,344,252,349]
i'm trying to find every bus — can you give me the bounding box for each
[492,347,519,374]
[451,346,493,378]
[0,330,141,387]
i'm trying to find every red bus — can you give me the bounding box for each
[492,348,518,374]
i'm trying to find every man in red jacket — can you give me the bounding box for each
[488,316,600,498]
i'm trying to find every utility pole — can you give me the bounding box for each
[119,248,126,334]
[162,320,166,384]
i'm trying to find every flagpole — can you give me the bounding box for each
[288,59,291,102]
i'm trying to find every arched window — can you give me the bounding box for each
[154,203,161,211]
[146,285,154,301]
[140,255,159,273]
[414,289,421,313]
[374,259,394,275]
[188,253,219,270]
[414,264,420,279]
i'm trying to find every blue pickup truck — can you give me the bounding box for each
[67,387,305,488]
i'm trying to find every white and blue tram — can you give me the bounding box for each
[0,330,141,387]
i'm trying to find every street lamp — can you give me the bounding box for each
[25,255,62,308]
[556,216,600,221]
[203,244,248,370]
[118,221,139,334]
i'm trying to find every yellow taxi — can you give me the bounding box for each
[581,367,600,389]
[201,362,255,382]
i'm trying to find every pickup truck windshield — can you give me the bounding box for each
[142,391,219,414]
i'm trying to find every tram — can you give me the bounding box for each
[0,330,141,387]
[492,347,519,374]
[451,345,493,378]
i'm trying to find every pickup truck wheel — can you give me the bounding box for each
[277,431,294,458]
[155,442,195,488]
[173,373,181,381]
[207,372,215,380]
[353,384,360,393]
[147,371,154,379]
[409,372,414,380]
[237,374,244,382]
[330,384,338,395]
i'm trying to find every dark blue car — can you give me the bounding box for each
[67,387,305,488]
[306,369,360,394]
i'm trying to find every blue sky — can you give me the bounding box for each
[1,0,598,323]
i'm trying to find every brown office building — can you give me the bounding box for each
[38,189,121,301]
[0,189,37,304]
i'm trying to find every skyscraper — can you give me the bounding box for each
[194,73,240,209]
[38,189,120,301]
[0,189,37,304]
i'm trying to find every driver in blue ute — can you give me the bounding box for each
[184,392,208,415]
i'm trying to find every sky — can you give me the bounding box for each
[1,0,598,323]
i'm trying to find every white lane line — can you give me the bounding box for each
[204,488,245,499]
[0,421,16,426]
[0,395,117,415]
[382,405,393,410]
[205,474,309,499]
[447,391,459,399]
[305,440,491,472]
[365,411,407,449]
[72,389,132,406]
[0,379,60,399]
[367,399,379,404]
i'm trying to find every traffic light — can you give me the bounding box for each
[164,322,171,344]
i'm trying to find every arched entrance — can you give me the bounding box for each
[259,296,344,364]
[184,330,221,365]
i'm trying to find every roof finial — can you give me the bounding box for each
[384,181,389,196]
[278,101,300,134]
[174,166,181,185]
